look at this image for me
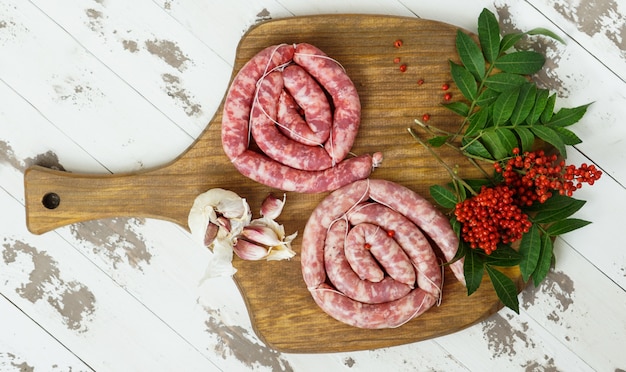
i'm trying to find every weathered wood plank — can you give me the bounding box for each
[528,0,626,81]
[1,0,625,370]
[0,295,91,371]
[0,190,220,371]
[436,235,626,370]
[154,0,293,66]
[0,0,193,173]
[31,0,234,140]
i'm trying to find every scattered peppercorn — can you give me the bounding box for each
[422,113,430,122]
[417,79,425,85]
[364,243,372,250]
[393,57,401,64]
[394,39,403,48]
[386,230,395,237]
[442,83,450,91]
[399,64,407,72]
[444,92,452,101]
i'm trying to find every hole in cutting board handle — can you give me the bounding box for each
[42,192,61,210]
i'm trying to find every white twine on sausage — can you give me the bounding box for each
[325,179,372,237]
[388,292,431,328]
[342,190,444,303]
[292,51,348,73]
[290,50,350,167]
[248,44,346,166]
[248,44,292,146]
[308,285,433,328]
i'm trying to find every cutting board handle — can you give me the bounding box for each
[24,165,190,234]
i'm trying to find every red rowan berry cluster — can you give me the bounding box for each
[494,148,602,206]
[454,185,532,255]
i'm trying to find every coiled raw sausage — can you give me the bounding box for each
[301,179,464,329]
[221,43,381,193]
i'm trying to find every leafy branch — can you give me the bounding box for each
[428,9,589,163]
[410,8,598,313]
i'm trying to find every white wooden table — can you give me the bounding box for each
[1,1,625,370]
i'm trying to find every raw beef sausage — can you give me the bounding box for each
[301,179,463,329]
[221,43,380,193]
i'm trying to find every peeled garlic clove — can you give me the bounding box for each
[233,239,269,261]
[260,193,286,220]
[240,224,282,247]
[204,222,219,247]
[215,216,231,232]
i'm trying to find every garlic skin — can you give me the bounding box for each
[188,188,252,278]
[188,188,251,246]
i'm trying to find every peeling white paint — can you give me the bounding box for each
[1,0,625,370]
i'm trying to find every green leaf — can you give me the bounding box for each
[531,233,554,287]
[450,61,478,101]
[546,104,591,127]
[519,224,541,282]
[552,126,582,145]
[450,216,461,237]
[484,73,528,92]
[529,196,586,223]
[546,218,591,236]
[494,51,545,74]
[513,127,535,153]
[530,125,566,156]
[481,128,517,159]
[430,184,458,209]
[428,136,449,147]
[449,235,468,264]
[527,27,566,44]
[476,88,500,107]
[496,128,519,153]
[443,101,470,116]
[540,93,557,123]
[500,33,525,53]
[456,30,486,80]
[485,265,520,313]
[481,244,522,267]
[478,8,501,63]
[492,87,520,125]
[526,88,550,125]
[465,108,489,136]
[464,248,485,296]
[463,137,493,160]
[510,83,537,125]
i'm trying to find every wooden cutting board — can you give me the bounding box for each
[24,14,525,353]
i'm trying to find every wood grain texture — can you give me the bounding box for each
[23,14,525,352]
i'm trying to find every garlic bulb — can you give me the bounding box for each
[188,189,296,279]
[188,188,252,278]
